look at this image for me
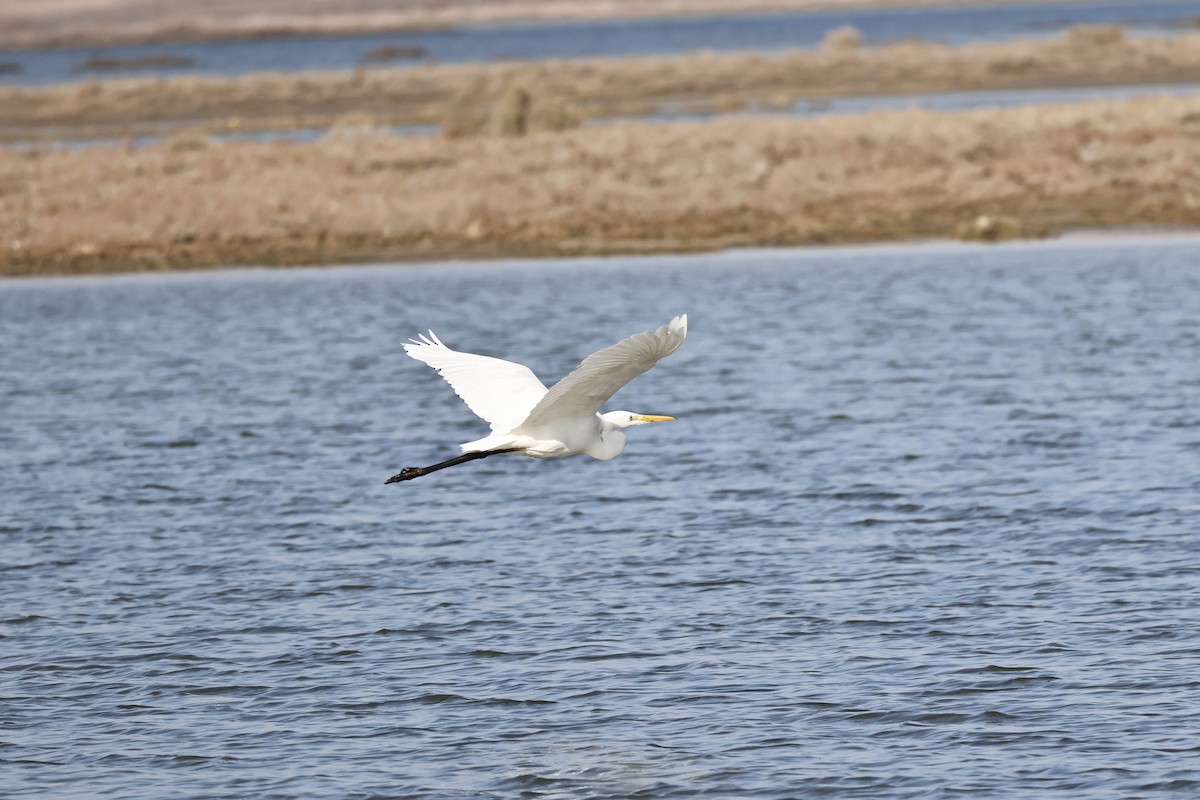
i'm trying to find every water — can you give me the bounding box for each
[643,82,1200,123]
[3,236,1200,798]
[13,83,1200,152]
[2,0,1197,86]
[1,122,440,153]
[785,82,1200,116]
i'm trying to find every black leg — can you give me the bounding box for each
[385,448,522,484]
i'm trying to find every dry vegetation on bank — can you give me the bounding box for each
[4,96,1199,277]
[3,26,1198,143]
[0,0,1119,49]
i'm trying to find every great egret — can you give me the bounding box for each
[386,315,688,483]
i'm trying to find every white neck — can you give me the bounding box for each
[588,417,628,461]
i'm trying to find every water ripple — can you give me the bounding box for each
[2,238,1200,798]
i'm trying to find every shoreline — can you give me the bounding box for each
[4,96,1199,278]
[0,0,1150,51]
[4,28,1200,143]
[6,228,1199,284]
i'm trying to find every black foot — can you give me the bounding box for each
[385,447,521,485]
[385,467,424,484]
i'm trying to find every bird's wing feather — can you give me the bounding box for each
[517,315,687,429]
[404,331,548,432]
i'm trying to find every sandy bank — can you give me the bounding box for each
[4,27,1200,143]
[0,0,1131,50]
[3,95,1199,277]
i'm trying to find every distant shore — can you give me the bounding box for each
[4,95,1198,277]
[0,0,1146,50]
[5,13,1200,278]
[4,27,1200,144]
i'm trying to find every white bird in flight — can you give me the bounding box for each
[386,315,688,484]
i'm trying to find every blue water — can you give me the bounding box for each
[644,82,1200,123]
[3,237,1200,798]
[2,0,1197,86]
[10,83,1200,152]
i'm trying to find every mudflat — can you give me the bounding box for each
[4,96,1198,276]
[4,15,1199,276]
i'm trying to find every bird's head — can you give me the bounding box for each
[601,410,676,429]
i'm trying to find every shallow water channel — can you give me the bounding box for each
[2,0,1197,86]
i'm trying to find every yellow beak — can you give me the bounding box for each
[636,414,676,423]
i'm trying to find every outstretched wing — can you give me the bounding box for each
[517,315,687,430]
[404,331,548,432]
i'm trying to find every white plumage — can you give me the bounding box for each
[402,329,548,434]
[388,315,687,483]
